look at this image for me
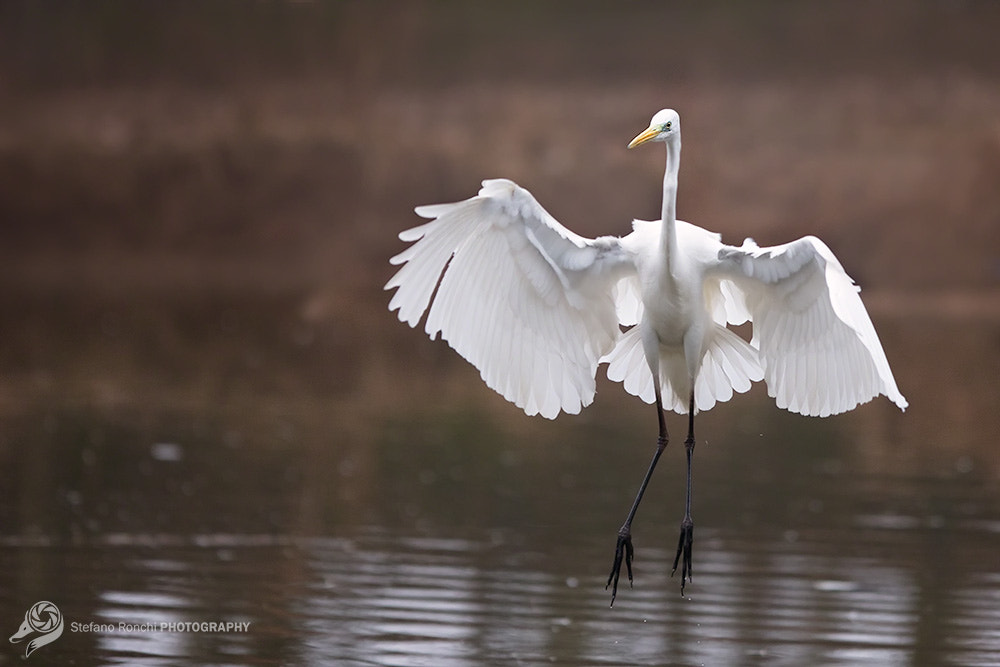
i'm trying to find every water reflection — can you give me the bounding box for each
[298,527,995,666]
[1,497,999,665]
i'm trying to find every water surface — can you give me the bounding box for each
[1,317,998,667]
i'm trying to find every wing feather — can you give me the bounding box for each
[716,236,907,416]
[387,179,635,418]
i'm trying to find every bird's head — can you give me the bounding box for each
[628,109,680,149]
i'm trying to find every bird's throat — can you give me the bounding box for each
[660,140,681,267]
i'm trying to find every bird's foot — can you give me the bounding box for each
[605,526,634,606]
[670,517,694,595]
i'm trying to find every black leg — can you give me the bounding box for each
[671,390,696,595]
[606,383,669,606]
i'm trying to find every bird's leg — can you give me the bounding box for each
[671,390,696,595]
[606,383,669,606]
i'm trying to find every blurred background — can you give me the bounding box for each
[0,2,998,665]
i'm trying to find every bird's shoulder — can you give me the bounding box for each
[676,219,723,247]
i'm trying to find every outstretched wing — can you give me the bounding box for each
[386,179,635,418]
[715,236,907,417]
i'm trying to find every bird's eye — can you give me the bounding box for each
[664,121,672,131]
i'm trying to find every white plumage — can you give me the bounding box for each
[388,178,633,418]
[386,168,906,420]
[385,108,907,600]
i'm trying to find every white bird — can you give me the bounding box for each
[385,109,907,603]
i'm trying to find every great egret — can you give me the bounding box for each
[386,109,907,603]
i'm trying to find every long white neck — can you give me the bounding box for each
[660,135,681,262]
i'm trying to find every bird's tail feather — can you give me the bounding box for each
[603,324,763,414]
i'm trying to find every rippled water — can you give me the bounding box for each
[2,520,999,666]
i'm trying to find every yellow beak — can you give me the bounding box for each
[627,125,661,149]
